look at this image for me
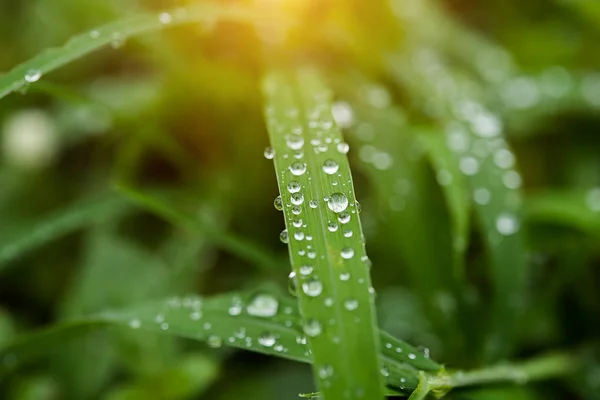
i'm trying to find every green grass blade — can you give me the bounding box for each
[0,290,425,392]
[0,4,259,101]
[390,53,528,361]
[115,184,282,271]
[419,128,471,278]
[525,189,600,236]
[0,194,131,274]
[331,75,466,355]
[263,69,385,399]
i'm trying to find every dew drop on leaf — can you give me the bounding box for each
[258,332,277,347]
[344,299,359,310]
[291,192,304,205]
[280,229,289,244]
[287,181,301,193]
[24,69,41,83]
[299,265,313,276]
[207,335,222,348]
[289,162,307,176]
[327,192,349,213]
[322,159,339,175]
[247,293,279,317]
[338,212,351,224]
[288,271,298,296]
[337,142,350,154]
[264,147,275,160]
[274,195,283,211]
[303,319,322,337]
[302,278,323,297]
[340,248,355,259]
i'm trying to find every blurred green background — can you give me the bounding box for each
[0,0,599,399]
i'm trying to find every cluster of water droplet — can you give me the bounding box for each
[123,293,310,355]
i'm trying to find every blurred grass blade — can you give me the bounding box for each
[333,75,466,355]
[390,52,528,361]
[0,194,131,274]
[115,184,282,271]
[525,189,600,236]
[0,4,263,101]
[419,128,471,278]
[0,289,428,392]
[263,69,385,399]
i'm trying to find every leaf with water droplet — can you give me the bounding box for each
[0,4,262,101]
[263,69,386,399]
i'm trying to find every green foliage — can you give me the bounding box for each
[0,0,599,399]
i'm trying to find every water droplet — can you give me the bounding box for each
[459,157,479,176]
[89,30,100,39]
[264,147,275,159]
[327,193,349,213]
[408,353,417,360]
[303,319,322,337]
[322,159,339,175]
[302,278,323,297]
[496,212,520,236]
[280,229,289,244]
[327,222,338,232]
[318,365,335,379]
[24,69,41,83]
[292,219,303,228]
[286,135,304,151]
[291,192,304,205]
[207,335,222,348]
[380,366,390,377]
[159,12,172,24]
[338,212,351,224]
[294,231,305,241]
[247,293,279,317]
[307,250,317,259]
[289,162,307,176]
[309,199,318,209]
[287,181,301,193]
[340,272,350,281]
[337,142,350,154]
[474,188,491,205]
[341,248,355,259]
[274,195,283,211]
[291,206,302,215]
[343,229,353,238]
[288,271,298,296]
[228,297,243,316]
[160,322,169,331]
[258,332,277,347]
[344,299,359,310]
[299,265,313,276]
[324,297,334,307]
[129,319,141,329]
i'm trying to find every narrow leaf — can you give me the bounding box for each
[0,4,260,101]
[0,290,425,392]
[115,184,282,271]
[0,194,131,273]
[263,69,385,399]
